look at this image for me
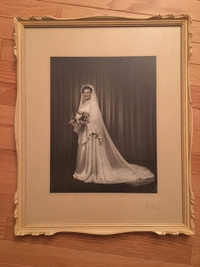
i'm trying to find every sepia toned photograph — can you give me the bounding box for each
[14,16,193,236]
[50,56,157,193]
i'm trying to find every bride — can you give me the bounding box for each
[73,84,155,186]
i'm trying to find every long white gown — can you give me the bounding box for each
[73,85,155,186]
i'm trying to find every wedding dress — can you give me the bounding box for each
[73,84,155,186]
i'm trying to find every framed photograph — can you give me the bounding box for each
[14,15,194,235]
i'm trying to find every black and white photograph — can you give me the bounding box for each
[50,56,157,193]
[15,16,192,236]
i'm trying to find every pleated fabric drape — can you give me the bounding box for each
[51,57,156,174]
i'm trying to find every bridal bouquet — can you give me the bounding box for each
[69,112,89,126]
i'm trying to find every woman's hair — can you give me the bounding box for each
[81,85,93,93]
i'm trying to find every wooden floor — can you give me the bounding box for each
[0,0,200,266]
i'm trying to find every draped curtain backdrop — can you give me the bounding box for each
[51,57,156,182]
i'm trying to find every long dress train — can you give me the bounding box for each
[73,85,155,186]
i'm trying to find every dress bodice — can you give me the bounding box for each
[78,100,90,113]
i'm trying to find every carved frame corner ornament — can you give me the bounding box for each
[14,15,194,236]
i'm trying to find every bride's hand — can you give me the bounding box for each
[79,121,88,126]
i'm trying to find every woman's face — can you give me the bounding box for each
[82,89,92,101]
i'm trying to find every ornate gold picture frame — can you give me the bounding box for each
[14,15,194,236]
